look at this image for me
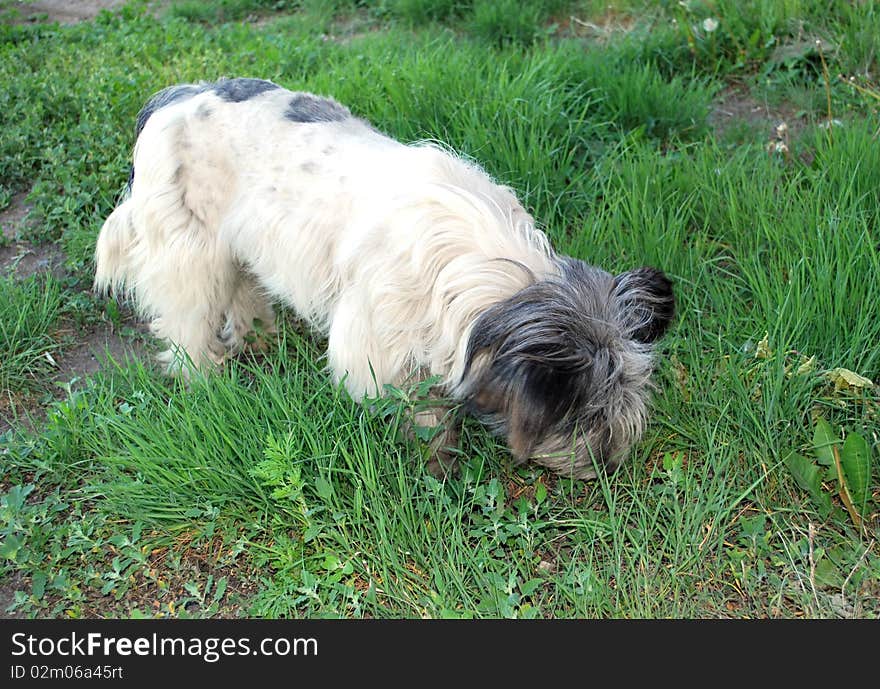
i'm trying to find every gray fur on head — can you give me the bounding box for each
[460,258,675,479]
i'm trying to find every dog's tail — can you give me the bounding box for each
[94,198,135,296]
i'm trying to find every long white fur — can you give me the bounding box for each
[95,86,560,399]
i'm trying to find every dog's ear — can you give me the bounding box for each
[468,360,570,463]
[505,361,580,463]
[613,266,675,344]
[463,315,597,464]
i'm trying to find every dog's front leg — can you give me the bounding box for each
[412,404,462,479]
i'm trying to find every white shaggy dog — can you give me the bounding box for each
[95,78,675,479]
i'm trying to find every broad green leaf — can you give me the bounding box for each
[840,432,872,514]
[303,523,323,542]
[0,534,24,561]
[740,514,766,538]
[812,417,838,467]
[783,452,832,515]
[31,572,47,600]
[3,484,34,511]
[784,452,815,492]
[440,608,474,619]
[534,481,547,505]
[314,476,333,502]
[212,576,227,605]
[662,452,679,471]
[413,424,442,442]
[748,28,761,48]
[813,559,843,588]
[520,578,544,597]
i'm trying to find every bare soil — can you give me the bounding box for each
[7,0,129,24]
[0,572,27,619]
[0,192,63,281]
[709,85,806,141]
[0,190,147,435]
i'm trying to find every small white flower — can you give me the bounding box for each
[702,17,719,33]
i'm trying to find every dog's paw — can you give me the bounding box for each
[422,418,462,479]
[425,445,461,479]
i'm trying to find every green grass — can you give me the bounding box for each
[0,274,64,397]
[0,1,878,618]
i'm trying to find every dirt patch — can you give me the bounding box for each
[8,536,259,619]
[1,315,150,436]
[0,571,27,618]
[0,241,66,280]
[0,482,257,619]
[0,185,149,434]
[555,9,636,42]
[0,190,65,279]
[55,319,149,383]
[0,190,30,239]
[5,0,128,23]
[709,85,807,142]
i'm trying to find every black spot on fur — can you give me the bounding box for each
[131,84,208,190]
[284,93,350,123]
[130,78,282,189]
[135,79,281,139]
[135,84,208,138]
[212,78,280,103]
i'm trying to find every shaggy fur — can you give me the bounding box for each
[95,77,675,479]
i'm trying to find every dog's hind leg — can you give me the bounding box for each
[142,249,237,375]
[127,195,238,374]
[116,111,248,374]
[95,196,233,373]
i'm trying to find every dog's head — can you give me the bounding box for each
[460,258,674,478]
